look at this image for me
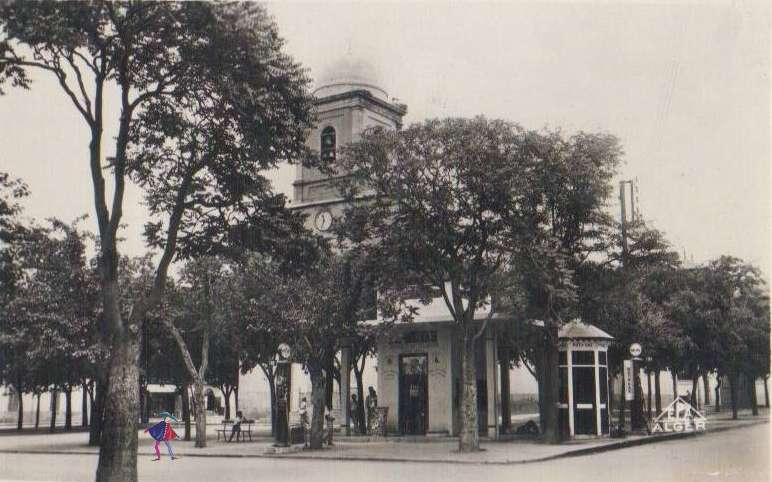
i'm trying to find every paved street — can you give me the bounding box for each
[0,423,767,482]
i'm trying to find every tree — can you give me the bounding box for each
[1,217,102,433]
[0,171,30,430]
[576,217,680,423]
[245,252,366,449]
[324,248,378,435]
[705,257,769,419]
[1,3,314,479]
[236,254,285,436]
[0,172,28,304]
[504,129,622,442]
[208,322,240,421]
[339,118,544,451]
[234,231,322,435]
[161,256,231,448]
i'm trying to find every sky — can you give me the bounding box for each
[0,1,769,278]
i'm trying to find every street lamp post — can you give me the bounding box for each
[629,343,645,431]
[274,343,292,447]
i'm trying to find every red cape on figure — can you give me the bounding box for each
[145,420,179,441]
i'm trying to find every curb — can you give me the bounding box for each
[0,419,766,466]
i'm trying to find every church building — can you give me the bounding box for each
[289,57,513,438]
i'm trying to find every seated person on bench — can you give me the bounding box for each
[229,411,244,442]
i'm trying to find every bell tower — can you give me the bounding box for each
[291,57,407,234]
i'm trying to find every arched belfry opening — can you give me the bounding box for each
[320,126,336,162]
[291,56,407,232]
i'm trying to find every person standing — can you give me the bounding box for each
[365,386,378,433]
[324,405,335,446]
[350,394,361,434]
[299,397,309,448]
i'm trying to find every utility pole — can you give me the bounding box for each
[618,181,629,430]
[619,179,645,432]
[620,181,629,256]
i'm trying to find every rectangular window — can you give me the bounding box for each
[599,367,608,404]
[559,367,569,404]
[572,367,596,404]
[572,351,594,366]
[599,351,607,366]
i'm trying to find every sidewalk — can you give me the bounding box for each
[0,410,766,466]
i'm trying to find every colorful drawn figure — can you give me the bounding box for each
[144,411,180,461]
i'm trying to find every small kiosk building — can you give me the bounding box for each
[558,320,613,438]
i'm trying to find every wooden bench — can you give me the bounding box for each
[218,420,254,442]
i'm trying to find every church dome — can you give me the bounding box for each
[314,56,389,101]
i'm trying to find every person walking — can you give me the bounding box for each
[144,411,180,461]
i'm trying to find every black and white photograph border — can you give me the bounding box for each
[0,1,769,481]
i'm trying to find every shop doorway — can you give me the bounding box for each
[399,354,428,435]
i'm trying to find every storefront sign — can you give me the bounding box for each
[390,330,438,345]
[623,359,634,401]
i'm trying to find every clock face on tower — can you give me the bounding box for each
[314,209,333,232]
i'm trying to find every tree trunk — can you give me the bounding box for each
[95,333,141,482]
[181,386,191,441]
[50,389,58,432]
[671,371,678,402]
[89,375,106,446]
[764,376,769,408]
[234,386,239,413]
[16,387,23,431]
[82,383,89,427]
[749,375,759,416]
[308,364,326,450]
[690,375,699,409]
[35,393,41,429]
[654,370,662,414]
[267,375,277,437]
[646,370,652,420]
[539,325,561,444]
[714,377,721,413]
[729,372,738,420]
[192,380,207,448]
[353,364,366,435]
[324,363,335,410]
[139,386,147,425]
[702,372,710,407]
[458,333,480,452]
[64,387,72,431]
[222,387,231,420]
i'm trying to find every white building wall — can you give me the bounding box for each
[0,386,89,426]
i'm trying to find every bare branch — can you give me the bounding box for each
[162,318,199,380]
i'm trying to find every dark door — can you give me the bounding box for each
[477,379,487,434]
[399,354,428,435]
[570,351,598,435]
